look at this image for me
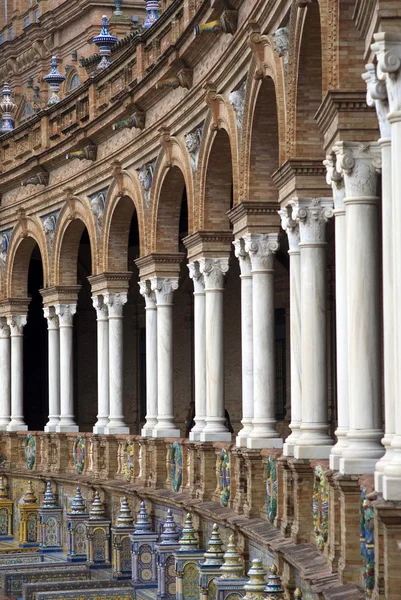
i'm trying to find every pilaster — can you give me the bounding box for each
[335,474,364,584]
[289,459,314,544]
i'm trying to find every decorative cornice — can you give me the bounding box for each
[135,253,185,279]
[87,272,132,295]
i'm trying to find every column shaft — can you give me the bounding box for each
[105,293,129,434]
[199,258,231,442]
[55,304,78,432]
[92,296,109,434]
[151,278,179,438]
[43,307,60,432]
[0,319,11,430]
[139,281,158,437]
[7,316,27,432]
[188,263,206,441]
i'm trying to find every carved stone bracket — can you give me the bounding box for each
[204,83,225,130]
[21,168,49,187]
[247,21,274,80]
[66,141,97,161]
[156,66,193,91]
[112,104,146,132]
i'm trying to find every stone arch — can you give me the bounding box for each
[102,170,145,271]
[149,139,194,253]
[198,124,234,232]
[6,217,49,298]
[241,56,285,202]
[53,198,98,286]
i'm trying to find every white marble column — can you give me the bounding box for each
[55,304,78,432]
[279,208,302,457]
[0,318,11,431]
[233,240,253,447]
[151,278,180,438]
[199,258,231,442]
[334,142,384,474]
[244,234,281,449]
[324,156,349,470]
[104,293,129,434]
[92,295,109,434]
[188,263,206,441]
[363,63,393,490]
[139,280,158,437]
[293,198,334,459]
[6,315,27,432]
[43,307,60,433]
[372,33,401,498]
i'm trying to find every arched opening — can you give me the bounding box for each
[204,129,233,230]
[155,167,186,253]
[23,243,47,430]
[295,2,324,158]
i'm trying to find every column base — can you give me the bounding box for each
[152,428,180,438]
[141,428,154,438]
[374,445,394,493]
[294,444,332,459]
[339,456,379,475]
[236,434,249,447]
[93,425,107,434]
[0,422,10,432]
[283,442,295,457]
[383,476,401,501]
[6,424,28,432]
[105,425,129,434]
[246,437,283,450]
[189,431,201,441]
[200,431,232,442]
[56,424,79,433]
[44,424,59,433]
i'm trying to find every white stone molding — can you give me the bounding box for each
[103,292,129,434]
[0,317,11,430]
[55,303,78,433]
[139,280,158,437]
[151,278,179,306]
[185,125,203,172]
[292,198,334,246]
[43,306,60,433]
[229,81,246,130]
[199,257,229,291]
[6,314,27,432]
[233,239,253,447]
[323,153,346,213]
[244,233,279,272]
[92,295,110,434]
[278,206,300,253]
[188,262,206,441]
[362,63,391,140]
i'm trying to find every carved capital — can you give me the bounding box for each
[199,257,229,290]
[244,233,279,272]
[55,304,76,327]
[139,280,156,309]
[43,306,59,330]
[150,277,179,305]
[104,293,127,318]
[292,198,333,245]
[188,262,205,294]
[0,317,10,339]
[233,238,252,276]
[362,63,391,139]
[92,295,108,320]
[278,207,300,253]
[7,315,27,336]
[372,32,401,117]
[323,153,346,212]
[333,142,381,200]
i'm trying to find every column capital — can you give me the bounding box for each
[55,304,76,327]
[278,206,300,253]
[244,233,279,272]
[362,63,391,140]
[104,292,127,318]
[333,141,381,201]
[323,153,346,212]
[372,32,401,118]
[233,239,252,277]
[199,257,229,291]
[0,317,10,338]
[150,277,179,305]
[91,295,108,320]
[292,197,333,245]
[7,315,27,336]
[139,280,156,308]
[43,306,59,330]
[188,262,205,293]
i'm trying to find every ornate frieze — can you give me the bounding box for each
[137,159,156,207]
[199,258,229,291]
[244,233,279,272]
[229,81,246,131]
[185,125,203,172]
[292,198,333,245]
